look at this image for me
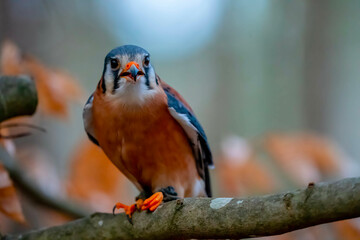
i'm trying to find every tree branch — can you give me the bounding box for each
[0,75,38,122]
[3,177,359,240]
[0,75,89,218]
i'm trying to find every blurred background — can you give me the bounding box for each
[0,0,360,239]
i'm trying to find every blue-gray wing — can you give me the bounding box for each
[161,80,213,197]
[83,94,99,146]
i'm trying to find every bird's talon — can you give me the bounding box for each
[126,214,133,225]
[112,205,117,216]
[113,202,126,215]
[141,192,164,211]
[112,202,136,224]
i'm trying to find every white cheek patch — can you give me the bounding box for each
[147,67,156,84]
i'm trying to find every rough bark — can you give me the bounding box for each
[3,177,359,240]
[0,75,38,122]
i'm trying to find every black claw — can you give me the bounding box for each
[112,205,117,216]
[126,215,133,225]
[113,205,133,225]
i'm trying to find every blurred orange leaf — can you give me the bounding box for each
[0,40,84,118]
[67,139,132,212]
[218,136,277,196]
[0,163,25,223]
[24,56,84,117]
[265,133,341,185]
[333,219,360,240]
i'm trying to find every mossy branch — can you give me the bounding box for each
[0,75,38,122]
[2,177,360,240]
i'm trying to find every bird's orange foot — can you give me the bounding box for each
[112,199,144,224]
[113,202,137,224]
[141,192,164,212]
[135,198,144,210]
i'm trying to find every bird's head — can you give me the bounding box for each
[98,45,161,105]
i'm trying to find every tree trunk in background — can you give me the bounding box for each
[303,0,360,160]
[303,0,334,133]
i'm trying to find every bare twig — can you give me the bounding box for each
[0,147,90,219]
[0,122,46,132]
[0,122,46,139]
[2,177,359,240]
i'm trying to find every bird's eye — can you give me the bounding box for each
[144,55,150,67]
[110,59,119,70]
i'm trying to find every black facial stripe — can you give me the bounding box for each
[155,75,159,85]
[112,71,120,93]
[101,61,108,93]
[101,79,106,93]
[144,67,152,90]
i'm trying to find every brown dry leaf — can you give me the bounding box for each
[0,41,84,118]
[265,133,341,185]
[0,162,25,223]
[217,136,277,196]
[67,139,132,212]
[24,56,84,118]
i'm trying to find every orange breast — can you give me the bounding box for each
[91,90,201,197]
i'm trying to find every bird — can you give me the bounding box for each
[83,45,213,221]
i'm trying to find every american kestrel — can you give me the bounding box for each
[83,45,213,221]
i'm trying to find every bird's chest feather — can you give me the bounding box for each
[92,92,195,188]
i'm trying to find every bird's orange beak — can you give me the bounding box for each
[119,61,144,83]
